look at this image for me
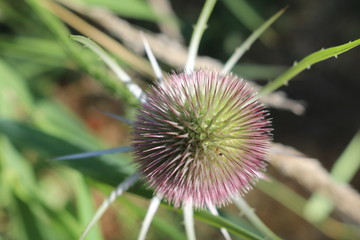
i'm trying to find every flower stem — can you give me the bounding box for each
[222,7,287,74]
[185,0,217,73]
[183,200,197,240]
[79,173,140,240]
[71,35,143,100]
[138,194,162,240]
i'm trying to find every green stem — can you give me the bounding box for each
[233,196,282,240]
[222,7,286,73]
[185,0,217,72]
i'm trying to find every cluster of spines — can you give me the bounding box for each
[133,70,271,208]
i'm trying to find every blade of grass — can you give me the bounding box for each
[222,0,278,46]
[257,178,359,239]
[78,0,158,21]
[260,39,360,95]
[0,120,133,186]
[48,0,155,78]
[0,59,34,117]
[0,137,56,240]
[53,146,133,161]
[73,173,103,240]
[304,130,360,223]
[0,36,66,58]
[25,0,139,106]
[70,35,143,99]
[1,135,86,239]
[194,210,263,240]
[79,173,140,240]
[0,120,266,239]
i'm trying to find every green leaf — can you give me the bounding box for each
[260,39,360,95]
[0,120,264,239]
[0,136,38,201]
[73,173,103,240]
[222,0,279,45]
[0,36,66,59]
[25,0,139,106]
[194,210,263,240]
[0,137,74,240]
[33,100,103,150]
[78,0,157,21]
[0,120,133,187]
[304,130,360,223]
[0,59,34,118]
[222,7,286,73]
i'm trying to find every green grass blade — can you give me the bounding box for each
[73,173,103,240]
[0,59,34,117]
[26,0,139,106]
[0,120,263,239]
[194,210,263,240]
[260,39,360,95]
[328,130,360,182]
[0,120,132,186]
[77,0,158,21]
[222,0,278,45]
[33,101,103,149]
[0,36,66,59]
[0,137,47,240]
[304,130,360,223]
[70,35,143,99]
[257,178,360,239]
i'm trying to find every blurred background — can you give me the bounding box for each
[0,0,359,239]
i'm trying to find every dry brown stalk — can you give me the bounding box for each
[270,143,360,225]
[56,0,305,115]
[148,0,184,42]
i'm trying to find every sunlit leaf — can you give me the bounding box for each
[260,39,360,95]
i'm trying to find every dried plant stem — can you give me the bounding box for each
[270,143,360,225]
[56,1,305,115]
[141,33,163,81]
[148,0,184,42]
[46,0,155,78]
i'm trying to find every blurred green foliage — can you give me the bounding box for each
[0,0,359,239]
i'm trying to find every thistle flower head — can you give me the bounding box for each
[133,69,271,208]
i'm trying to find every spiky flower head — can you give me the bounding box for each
[133,69,271,208]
